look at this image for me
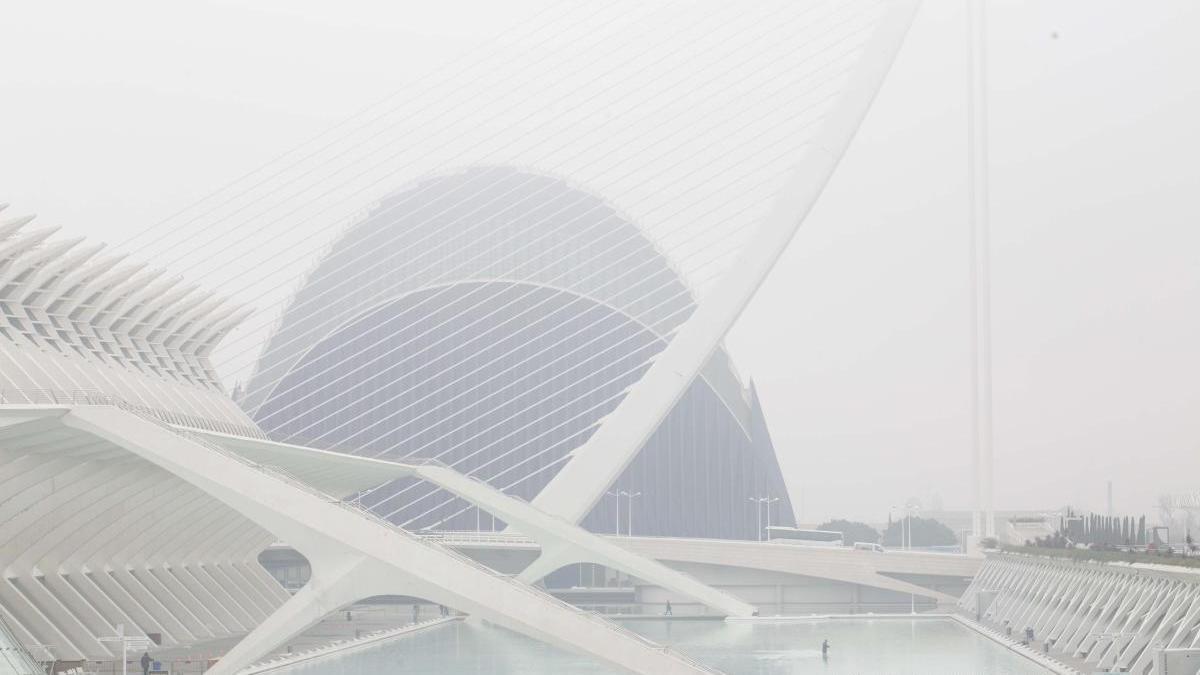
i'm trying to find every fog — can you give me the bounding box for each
[2,0,1197,523]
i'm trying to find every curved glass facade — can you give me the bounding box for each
[243,166,793,539]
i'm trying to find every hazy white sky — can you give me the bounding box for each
[2,0,1197,522]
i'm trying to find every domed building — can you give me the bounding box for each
[241,166,794,539]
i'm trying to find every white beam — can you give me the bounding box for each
[532,0,921,524]
[61,407,720,675]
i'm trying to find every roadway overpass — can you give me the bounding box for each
[383,531,980,612]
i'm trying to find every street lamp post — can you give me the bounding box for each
[897,504,920,613]
[606,490,621,535]
[623,491,642,536]
[748,497,779,542]
[607,490,642,535]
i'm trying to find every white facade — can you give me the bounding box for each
[0,211,276,660]
[0,206,252,428]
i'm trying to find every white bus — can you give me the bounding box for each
[765,526,844,547]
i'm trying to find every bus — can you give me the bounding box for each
[765,526,844,547]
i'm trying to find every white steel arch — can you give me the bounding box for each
[533,0,921,523]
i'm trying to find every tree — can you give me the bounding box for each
[817,519,880,546]
[881,516,957,547]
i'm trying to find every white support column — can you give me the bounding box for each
[1168,593,1200,650]
[1128,588,1198,673]
[966,0,996,544]
[1059,572,1122,650]
[213,556,379,674]
[1113,583,1177,671]
[1096,580,1166,669]
[1035,569,1090,638]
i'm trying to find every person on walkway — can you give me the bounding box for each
[821,639,830,659]
[140,651,152,675]
[664,601,672,616]
[412,603,420,624]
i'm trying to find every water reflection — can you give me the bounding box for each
[275,618,1047,674]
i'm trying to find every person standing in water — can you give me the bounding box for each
[821,639,830,659]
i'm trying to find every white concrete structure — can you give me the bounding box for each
[0,205,252,429]
[534,0,921,525]
[0,213,726,674]
[1,3,926,672]
[281,530,978,615]
[195,431,755,618]
[961,553,1200,674]
[1,403,720,675]
[617,536,975,605]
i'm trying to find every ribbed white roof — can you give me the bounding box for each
[0,203,254,424]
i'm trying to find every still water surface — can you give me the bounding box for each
[276,618,1048,674]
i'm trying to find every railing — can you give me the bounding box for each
[0,612,40,675]
[0,388,268,439]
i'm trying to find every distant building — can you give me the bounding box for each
[241,167,795,539]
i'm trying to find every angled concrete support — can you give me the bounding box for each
[62,407,719,675]
[215,556,379,673]
[203,433,755,617]
[532,0,922,525]
[410,462,755,617]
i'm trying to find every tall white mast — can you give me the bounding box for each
[968,0,995,539]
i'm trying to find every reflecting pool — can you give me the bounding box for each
[275,617,1049,674]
